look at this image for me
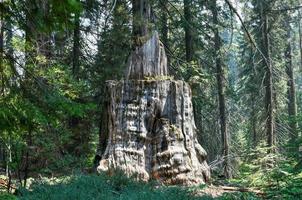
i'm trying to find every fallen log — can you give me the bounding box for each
[220,186,265,196]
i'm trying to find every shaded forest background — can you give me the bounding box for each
[0,0,302,199]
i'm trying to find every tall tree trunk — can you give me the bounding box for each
[284,22,298,141]
[6,18,16,83]
[249,47,258,147]
[210,0,231,178]
[160,0,168,47]
[132,0,152,45]
[23,128,32,187]
[260,1,274,150]
[23,0,36,186]
[72,12,80,78]
[24,0,36,74]
[184,0,193,62]
[38,0,51,66]
[6,139,12,193]
[251,94,257,146]
[160,0,169,63]
[298,10,302,72]
[0,4,4,96]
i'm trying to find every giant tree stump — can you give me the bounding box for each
[97,32,210,185]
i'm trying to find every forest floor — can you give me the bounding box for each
[1,161,302,200]
[195,185,264,198]
[0,174,267,200]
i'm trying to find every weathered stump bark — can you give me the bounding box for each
[97,32,210,185]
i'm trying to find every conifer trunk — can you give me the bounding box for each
[160,0,169,65]
[72,12,81,78]
[210,0,231,178]
[132,0,152,43]
[298,10,302,72]
[284,20,297,141]
[184,0,193,61]
[0,6,4,95]
[260,2,275,149]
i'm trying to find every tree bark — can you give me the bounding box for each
[24,0,36,75]
[298,10,302,72]
[97,0,210,185]
[6,138,12,193]
[251,93,258,146]
[23,128,32,187]
[132,0,153,46]
[97,33,210,185]
[260,2,275,150]
[72,12,81,78]
[0,3,4,95]
[284,20,298,141]
[6,18,16,82]
[210,0,231,179]
[160,0,168,48]
[160,0,169,64]
[184,0,193,62]
[23,0,36,186]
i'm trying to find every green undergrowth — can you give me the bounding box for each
[17,172,259,200]
[0,193,17,200]
[227,145,302,200]
[18,173,208,200]
[218,192,260,200]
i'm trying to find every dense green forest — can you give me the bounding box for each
[0,0,302,199]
